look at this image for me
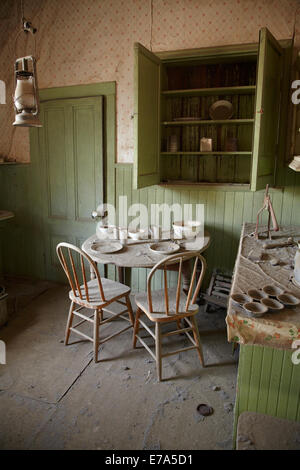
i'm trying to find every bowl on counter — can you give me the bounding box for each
[277,293,300,308]
[262,285,284,298]
[248,288,268,302]
[244,302,268,317]
[231,293,251,306]
[261,297,284,312]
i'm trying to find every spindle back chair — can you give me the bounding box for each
[56,242,134,362]
[133,251,207,381]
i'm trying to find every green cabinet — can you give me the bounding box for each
[134,43,161,189]
[133,28,291,191]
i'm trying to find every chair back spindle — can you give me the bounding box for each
[146,251,206,314]
[56,242,105,303]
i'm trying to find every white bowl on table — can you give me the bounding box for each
[128,228,146,240]
[173,220,202,239]
[96,224,112,239]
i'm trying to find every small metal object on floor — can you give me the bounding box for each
[197,404,214,417]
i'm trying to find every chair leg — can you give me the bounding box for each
[155,323,162,382]
[190,315,205,367]
[125,294,135,326]
[94,309,100,362]
[65,301,75,345]
[133,307,142,348]
[99,309,103,322]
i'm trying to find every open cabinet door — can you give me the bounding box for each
[251,28,283,191]
[133,43,161,189]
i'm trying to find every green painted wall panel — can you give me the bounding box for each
[0,83,115,281]
[1,162,300,283]
[234,344,300,444]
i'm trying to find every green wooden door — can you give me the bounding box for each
[38,96,103,281]
[251,28,283,191]
[133,43,161,189]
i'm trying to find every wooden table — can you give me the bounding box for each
[82,231,210,288]
[228,223,300,444]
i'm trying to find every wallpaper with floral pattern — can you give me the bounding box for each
[0,0,299,163]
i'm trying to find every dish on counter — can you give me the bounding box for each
[261,297,284,312]
[262,285,284,297]
[243,301,268,317]
[231,293,251,306]
[277,293,300,308]
[248,288,268,301]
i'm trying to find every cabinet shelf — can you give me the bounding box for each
[162,119,254,126]
[161,85,256,97]
[134,30,286,191]
[161,151,252,156]
[160,181,250,189]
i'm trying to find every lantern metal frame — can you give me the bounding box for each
[13,55,41,127]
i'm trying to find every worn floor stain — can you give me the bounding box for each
[0,279,238,450]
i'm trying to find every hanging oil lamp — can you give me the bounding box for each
[13,55,41,127]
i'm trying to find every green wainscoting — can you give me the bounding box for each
[234,345,300,443]
[0,82,116,281]
[110,163,300,292]
[1,160,300,286]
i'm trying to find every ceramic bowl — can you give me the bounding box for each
[231,293,251,306]
[248,288,268,301]
[128,228,146,240]
[262,285,284,297]
[244,302,268,317]
[261,297,284,312]
[277,293,300,308]
[96,224,113,239]
[173,220,201,239]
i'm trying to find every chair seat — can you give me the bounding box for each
[69,277,131,308]
[135,288,198,322]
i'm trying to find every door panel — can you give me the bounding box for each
[45,107,68,218]
[73,102,103,221]
[39,96,103,281]
[251,28,283,191]
[133,43,161,189]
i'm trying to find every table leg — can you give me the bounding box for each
[118,267,132,287]
[124,267,132,287]
[118,266,124,284]
[182,260,191,293]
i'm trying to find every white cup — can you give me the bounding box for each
[119,228,128,245]
[112,226,119,240]
[150,225,162,239]
[96,223,110,239]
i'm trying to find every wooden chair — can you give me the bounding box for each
[56,242,134,362]
[133,251,206,381]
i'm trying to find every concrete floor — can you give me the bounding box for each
[0,279,238,450]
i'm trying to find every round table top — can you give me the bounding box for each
[82,231,211,268]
